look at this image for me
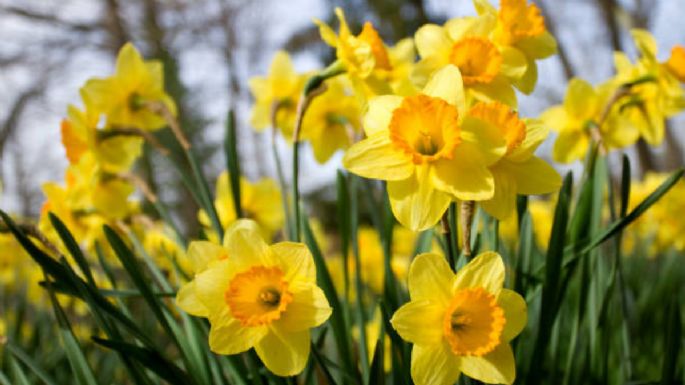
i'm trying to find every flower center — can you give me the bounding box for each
[224,266,293,327]
[358,22,392,71]
[448,38,502,85]
[389,94,461,164]
[468,101,526,154]
[442,287,505,356]
[494,0,546,45]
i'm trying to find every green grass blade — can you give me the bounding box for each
[224,109,243,219]
[4,341,58,385]
[49,212,95,285]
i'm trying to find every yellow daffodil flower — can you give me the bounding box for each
[61,101,143,173]
[301,77,361,163]
[315,8,392,80]
[249,51,306,137]
[343,65,507,231]
[81,43,177,131]
[612,30,685,145]
[391,252,526,385]
[542,78,638,163]
[176,220,332,376]
[199,172,284,241]
[473,0,557,93]
[471,102,561,219]
[413,14,524,107]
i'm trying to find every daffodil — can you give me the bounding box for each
[249,51,306,137]
[473,0,558,93]
[301,76,361,163]
[61,101,143,173]
[176,220,332,376]
[315,8,392,80]
[413,13,524,107]
[81,43,177,131]
[470,102,561,219]
[612,30,685,145]
[343,65,506,231]
[391,252,527,385]
[199,172,284,241]
[542,78,638,163]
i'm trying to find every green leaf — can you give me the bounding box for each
[4,341,58,385]
[301,214,357,380]
[49,212,95,285]
[92,337,194,385]
[660,296,681,385]
[224,109,243,219]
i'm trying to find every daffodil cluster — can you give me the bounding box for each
[543,30,685,163]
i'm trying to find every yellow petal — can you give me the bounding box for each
[270,51,295,80]
[460,117,508,165]
[472,0,496,15]
[500,47,528,80]
[387,166,451,231]
[407,253,454,305]
[363,95,403,136]
[313,18,338,47]
[540,105,567,133]
[187,241,227,274]
[114,43,146,89]
[432,144,495,201]
[423,65,466,113]
[414,24,451,59]
[271,242,316,284]
[278,283,331,332]
[469,76,517,108]
[194,259,230,314]
[343,133,414,181]
[498,289,527,341]
[390,299,444,345]
[460,343,515,384]
[176,281,209,317]
[209,307,267,355]
[506,157,562,195]
[564,78,597,119]
[480,167,516,220]
[553,129,589,164]
[453,251,504,295]
[631,29,658,59]
[516,32,557,59]
[513,57,538,95]
[411,342,462,385]
[255,325,310,376]
[507,118,549,162]
[223,220,275,274]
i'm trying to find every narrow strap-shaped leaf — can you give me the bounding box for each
[92,337,194,385]
[4,341,58,385]
[49,212,95,285]
[224,109,243,219]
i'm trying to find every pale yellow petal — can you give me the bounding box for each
[194,259,231,314]
[500,47,528,80]
[480,167,516,220]
[114,43,146,89]
[176,281,209,317]
[498,289,527,341]
[469,76,517,108]
[387,166,451,231]
[255,325,310,377]
[432,144,495,201]
[513,57,538,95]
[415,24,451,59]
[363,95,403,136]
[343,132,414,181]
[507,118,549,162]
[407,253,454,305]
[222,220,275,274]
[460,343,515,384]
[278,283,331,332]
[506,157,562,195]
[209,307,267,355]
[564,78,597,119]
[453,251,504,295]
[423,64,466,112]
[187,241,227,274]
[516,32,557,59]
[553,129,589,164]
[411,342,461,385]
[390,299,444,345]
[271,242,316,283]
